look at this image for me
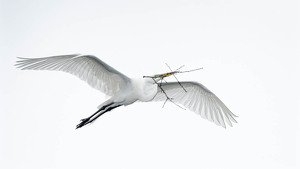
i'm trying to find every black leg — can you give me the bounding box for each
[76,103,120,129]
[81,102,114,121]
[87,105,121,124]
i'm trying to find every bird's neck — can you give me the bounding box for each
[131,78,157,102]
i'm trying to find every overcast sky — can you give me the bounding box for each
[1,0,299,169]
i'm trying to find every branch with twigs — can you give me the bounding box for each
[151,77,186,110]
[143,64,203,109]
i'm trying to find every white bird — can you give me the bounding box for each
[16,54,237,129]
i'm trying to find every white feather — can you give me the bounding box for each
[15,54,130,96]
[151,82,237,128]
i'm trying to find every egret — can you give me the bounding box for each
[15,54,237,129]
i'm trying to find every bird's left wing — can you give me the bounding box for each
[151,82,237,128]
[15,54,130,96]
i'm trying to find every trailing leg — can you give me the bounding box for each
[76,103,120,129]
[87,105,121,124]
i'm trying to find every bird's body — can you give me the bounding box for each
[122,78,158,103]
[16,54,237,128]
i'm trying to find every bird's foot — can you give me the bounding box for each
[76,118,90,129]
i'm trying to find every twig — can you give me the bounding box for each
[165,63,187,92]
[151,78,186,110]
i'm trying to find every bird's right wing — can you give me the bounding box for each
[151,81,237,128]
[15,54,130,96]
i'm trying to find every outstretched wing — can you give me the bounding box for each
[151,81,237,128]
[15,54,130,96]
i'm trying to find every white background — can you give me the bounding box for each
[1,0,299,169]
